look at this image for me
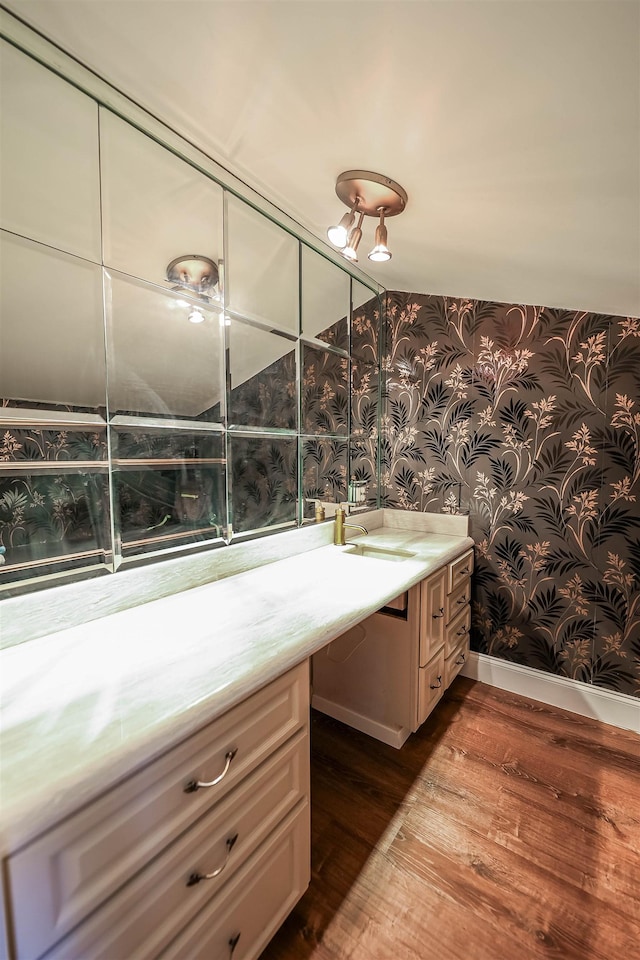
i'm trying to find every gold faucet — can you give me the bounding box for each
[334,505,368,546]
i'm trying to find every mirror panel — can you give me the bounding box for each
[226,194,299,334]
[229,434,297,534]
[0,418,110,583]
[301,245,349,348]
[105,271,225,421]
[0,40,101,263]
[302,438,348,519]
[100,109,223,291]
[228,321,297,430]
[302,343,348,436]
[350,358,380,506]
[0,232,106,411]
[112,427,225,560]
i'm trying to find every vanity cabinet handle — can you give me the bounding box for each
[456,626,468,637]
[229,933,241,957]
[186,834,238,886]
[461,566,471,575]
[456,653,466,666]
[432,607,445,619]
[184,748,238,793]
[456,596,468,605]
[430,675,442,690]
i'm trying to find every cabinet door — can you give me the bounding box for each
[419,569,446,666]
[417,648,445,727]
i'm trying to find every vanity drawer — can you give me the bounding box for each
[445,638,470,688]
[444,604,471,659]
[448,549,474,593]
[41,732,309,960]
[160,802,310,960]
[446,578,470,623]
[417,647,445,727]
[7,661,309,960]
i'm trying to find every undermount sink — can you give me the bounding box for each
[343,544,415,562]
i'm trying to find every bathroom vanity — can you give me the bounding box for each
[0,510,473,960]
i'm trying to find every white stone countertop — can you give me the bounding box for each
[0,510,472,855]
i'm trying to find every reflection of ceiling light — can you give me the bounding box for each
[188,307,206,324]
[327,170,407,264]
[219,313,231,327]
[166,255,219,298]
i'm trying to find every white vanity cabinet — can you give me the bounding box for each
[312,547,474,748]
[3,662,310,960]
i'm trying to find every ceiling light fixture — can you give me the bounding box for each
[327,170,407,264]
[342,211,365,262]
[327,199,358,250]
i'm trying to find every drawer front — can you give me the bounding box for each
[445,638,470,688]
[448,549,474,593]
[419,569,446,666]
[42,732,309,960]
[446,578,470,623]
[444,604,471,658]
[160,802,310,960]
[417,647,445,727]
[8,661,309,960]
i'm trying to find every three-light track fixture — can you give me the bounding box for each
[326,170,408,264]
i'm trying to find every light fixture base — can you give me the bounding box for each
[335,170,407,217]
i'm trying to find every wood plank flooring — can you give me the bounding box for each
[259,678,640,960]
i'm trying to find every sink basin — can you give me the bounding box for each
[343,544,415,562]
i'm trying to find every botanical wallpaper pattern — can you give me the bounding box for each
[383,292,640,698]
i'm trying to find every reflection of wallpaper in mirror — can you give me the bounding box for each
[0,420,110,582]
[302,345,348,435]
[350,293,381,504]
[228,350,296,429]
[112,429,225,556]
[303,438,348,503]
[230,435,297,534]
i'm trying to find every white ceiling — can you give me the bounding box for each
[4,0,640,317]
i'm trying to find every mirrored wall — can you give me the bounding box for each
[0,39,382,593]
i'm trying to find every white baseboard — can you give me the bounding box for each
[461,653,639,734]
[311,694,409,749]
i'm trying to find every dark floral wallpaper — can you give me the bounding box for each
[383,292,640,698]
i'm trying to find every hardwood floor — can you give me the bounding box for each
[259,678,640,960]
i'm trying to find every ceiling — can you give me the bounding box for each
[3,0,639,318]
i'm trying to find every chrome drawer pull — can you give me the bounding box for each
[229,933,241,956]
[456,626,468,637]
[456,652,466,666]
[430,675,442,690]
[456,596,468,605]
[184,748,238,793]
[432,607,444,619]
[186,834,238,886]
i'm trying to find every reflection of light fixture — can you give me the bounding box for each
[188,307,206,324]
[166,255,219,297]
[327,171,407,263]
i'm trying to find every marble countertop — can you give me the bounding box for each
[0,510,472,855]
